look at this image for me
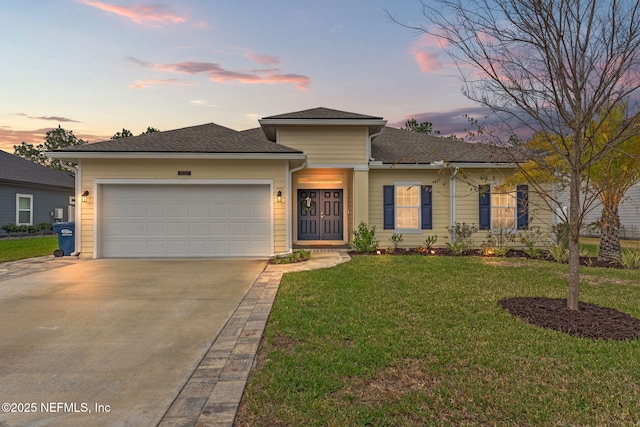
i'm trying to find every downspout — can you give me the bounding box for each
[368,127,384,161]
[283,158,307,254]
[449,166,459,244]
[70,161,81,256]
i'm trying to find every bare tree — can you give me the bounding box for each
[393,0,640,309]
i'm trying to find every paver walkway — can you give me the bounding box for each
[158,250,351,427]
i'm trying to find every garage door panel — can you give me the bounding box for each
[188,222,207,236]
[167,205,187,217]
[145,240,167,256]
[100,184,270,257]
[147,222,166,237]
[209,204,228,216]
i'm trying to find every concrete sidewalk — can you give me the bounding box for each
[158,251,351,427]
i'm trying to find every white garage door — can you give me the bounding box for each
[100,184,271,257]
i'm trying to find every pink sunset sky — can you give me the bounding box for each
[0,0,483,153]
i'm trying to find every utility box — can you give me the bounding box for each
[53,208,64,222]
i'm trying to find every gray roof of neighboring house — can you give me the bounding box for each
[55,123,303,154]
[0,150,75,189]
[262,107,383,120]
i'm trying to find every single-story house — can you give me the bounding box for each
[0,150,75,235]
[47,107,552,258]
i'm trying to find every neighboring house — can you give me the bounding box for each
[555,184,640,240]
[0,150,75,235]
[47,107,553,258]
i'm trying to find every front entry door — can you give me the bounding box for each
[298,189,343,240]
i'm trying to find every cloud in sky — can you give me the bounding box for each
[129,78,194,89]
[190,100,219,107]
[409,33,449,73]
[79,0,188,26]
[15,113,80,123]
[241,49,280,66]
[129,56,311,90]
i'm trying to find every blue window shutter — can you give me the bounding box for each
[517,185,529,229]
[479,185,491,230]
[383,185,395,229]
[421,185,432,229]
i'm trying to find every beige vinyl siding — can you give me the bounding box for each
[369,169,450,248]
[78,158,288,258]
[278,126,368,165]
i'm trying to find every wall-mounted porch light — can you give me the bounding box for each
[81,190,90,203]
[276,190,282,203]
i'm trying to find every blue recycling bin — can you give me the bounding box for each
[52,222,75,257]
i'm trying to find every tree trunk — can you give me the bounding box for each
[598,202,621,262]
[567,167,581,311]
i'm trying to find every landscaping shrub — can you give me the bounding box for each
[446,222,478,254]
[615,248,640,269]
[350,221,380,253]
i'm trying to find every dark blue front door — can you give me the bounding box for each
[298,189,343,240]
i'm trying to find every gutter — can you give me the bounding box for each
[369,162,517,170]
[44,152,307,162]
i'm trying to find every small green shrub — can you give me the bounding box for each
[614,249,640,269]
[446,241,468,255]
[548,245,569,263]
[446,222,478,255]
[272,249,311,264]
[423,235,438,249]
[2,223,53,235]
[390,233,403,249]
[351,221,380,253]
[447,222,478,247]
[481,229,516,256]
[519,227,549,259]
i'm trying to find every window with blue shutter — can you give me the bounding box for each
[479,185,491,230]
[421,186,432,229]
[517,185,529,229]
[383,185,394,229]
[384,184,433,230]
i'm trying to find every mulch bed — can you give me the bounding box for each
[499,297,640,341]
[348,248,623,268]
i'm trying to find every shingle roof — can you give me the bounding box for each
[56,123,303,154]
[262,107,383,120]
[371,127,510,164]
[242,125,514,164]
[0,150,75,189]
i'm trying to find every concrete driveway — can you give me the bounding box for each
[0,258,266,427]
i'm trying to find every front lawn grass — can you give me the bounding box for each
[0,236,58,263]
[236,256,640,426]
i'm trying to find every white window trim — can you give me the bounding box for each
[394,183,421,232]
[16,193,33,226]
